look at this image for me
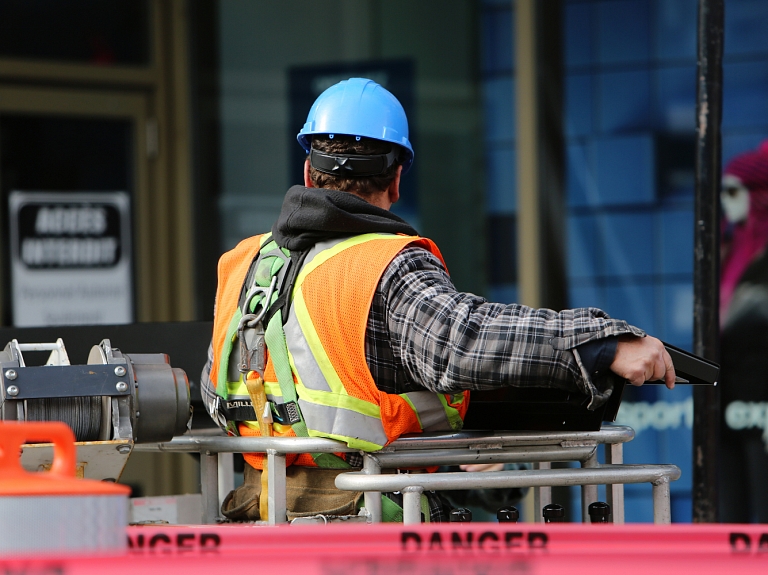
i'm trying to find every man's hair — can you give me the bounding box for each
[308,135,400,196]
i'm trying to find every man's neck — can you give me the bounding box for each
[345,189,391,211]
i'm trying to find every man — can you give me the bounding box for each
[202,78,675,522]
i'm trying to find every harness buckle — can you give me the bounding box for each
[271,401,302,425]
[236,275,277,375]
[238,321,266,374]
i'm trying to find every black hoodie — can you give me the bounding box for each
[271,185,418,252]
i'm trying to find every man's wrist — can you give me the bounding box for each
[576,336,619,377]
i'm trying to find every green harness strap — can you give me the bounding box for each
[373,493,429,523]
[381,495,404,523]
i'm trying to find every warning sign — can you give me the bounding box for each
[9,191,133,327]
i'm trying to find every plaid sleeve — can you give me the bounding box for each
[380,247,644,401]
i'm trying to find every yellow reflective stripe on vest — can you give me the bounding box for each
[284,289,334,393]
[288,290,380,418]
[227,378,248,396]
[286,295,380,418]
[401,391,453,432]
[297,399,387,450]
[294,233,408,288]
[437,393,465,431]
[264,381,282,398]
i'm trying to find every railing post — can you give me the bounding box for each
[581,449,599,523]
[217,452,234,508]
[200,451,220,524]
[653,477,673,524]
[363,454,382,523]
[533,461,551,522]
[267,449,287,525]
[606,442,625,524]
[402,486,424,525]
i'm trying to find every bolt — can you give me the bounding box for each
[5,369,17,381]
[114,366,126,377]
[6,385,18,397]
[116,444,131,455]
[116,381,128,393]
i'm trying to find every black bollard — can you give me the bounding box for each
[542,503,565,523]
[450,507,472,522]
[497,506,520,523]
[588,501,611,523]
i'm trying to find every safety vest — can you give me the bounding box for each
[211,232,470,470]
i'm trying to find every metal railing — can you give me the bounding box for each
[134,425,680,525]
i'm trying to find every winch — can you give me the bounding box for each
[0,337,191,480]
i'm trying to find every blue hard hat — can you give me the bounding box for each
[297,78,414,174]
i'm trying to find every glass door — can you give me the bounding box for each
[0,86,149,326]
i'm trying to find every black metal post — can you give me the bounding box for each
[693,0,724,524]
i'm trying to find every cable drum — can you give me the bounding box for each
[0,338,191,444]
[25,396,102,442]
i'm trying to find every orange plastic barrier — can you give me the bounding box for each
[2,523,768,574]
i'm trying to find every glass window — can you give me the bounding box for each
[567,213,599,279]
[653,0,697,62]
[592,134,655,205]
[218,1,485,294]
[565,73,594,138]
[725,0,768,56]
[597,70,651,133]
[596,0,650,65]
[485,146,516,214]
[0,0,150,66]
[723,61,768,129]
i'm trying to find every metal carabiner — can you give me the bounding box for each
[240,275,278,330]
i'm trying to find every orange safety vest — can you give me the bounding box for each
[211,233,470,469]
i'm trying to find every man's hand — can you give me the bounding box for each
[609,335,676,389]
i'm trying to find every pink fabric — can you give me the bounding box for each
[720,141,768,323]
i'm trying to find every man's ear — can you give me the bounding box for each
[387,165,402,204]
[304,158,313,188]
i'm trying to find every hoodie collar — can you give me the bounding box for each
[271,185,419,251]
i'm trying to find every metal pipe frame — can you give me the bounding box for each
[364,444,597,469]
[374,426,634,451]
[134,425,657,526]
[133,435,359,454]
[133,427,634,456]
[335,464,681,525]
[363,445,597,524]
